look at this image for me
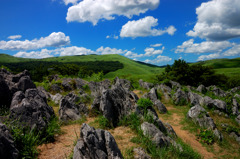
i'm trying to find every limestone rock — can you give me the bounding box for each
[73,123,123,159]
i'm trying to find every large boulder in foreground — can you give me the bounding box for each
[59,93,88,122]
[0,123,19,159]
[73,123,123,159]
[94,84,138,127]
[9,88,55,131]
[0,69,36,108]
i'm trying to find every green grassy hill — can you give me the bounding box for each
[0,54,164,82]
[194,58,240,77]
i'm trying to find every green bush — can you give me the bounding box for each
[137,98,153,111]
[197,129,215,145]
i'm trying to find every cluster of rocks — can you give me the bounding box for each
[0,69,57,158]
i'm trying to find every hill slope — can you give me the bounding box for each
[0,54,164,82]
[194,58,240,77]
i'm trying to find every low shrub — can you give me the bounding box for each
[137,98,153,111]
[197,129,215,145]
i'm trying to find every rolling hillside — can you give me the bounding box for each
[0,54,164,82]
[194,58,240,77]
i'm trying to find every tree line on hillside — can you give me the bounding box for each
[0,61,123,82]
[156,59,240,90]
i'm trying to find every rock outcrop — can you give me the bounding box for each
[96,83,138,127]
[139,80,153,90]
[196,84,207,94]
[59,93,88,122]
[187,105,223,140]
[114,77,131,91]
[141,122,171,147]
[9,88,55,131]
[0,69,36,108]
[0,123,19,159]
[73,123,123,159]
[88,79,111,97]
[50,93,63,105]
[172,89,188,105]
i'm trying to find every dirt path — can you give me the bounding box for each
[37,117,138,159]
[159,104,216,159]
[37,118,96,159]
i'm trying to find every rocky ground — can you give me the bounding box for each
[0,69,240,159]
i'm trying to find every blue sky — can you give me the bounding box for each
[0,0,240,66]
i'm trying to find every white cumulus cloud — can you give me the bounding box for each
[150,43,162,47]
[187,0,240,41]
[63,0,79,5]
[96,46,127,55]
[8,35,22,40]
[120,16,176,38]
[144,55,172,64]
[66,0,160,25]
[197,53,221,61]
[125,51,144,58]
[223,44,240,56]
[175,39,233,54]
[14,46,94,58]
[0,32,70,51]
[144,47,164,56]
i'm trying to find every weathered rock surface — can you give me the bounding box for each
[0,69,36,108]
[73,123,123,159]
[97,84,138,127]
[196,84,207,94]
[169,81,181,90]
[187,105,223,140]
[50,93,63,105]
[236,115,240,124]
[75,78,88,90]
[142,88,158,102]
[163,122,177,138]
[172,89,188,105]
[201,96,227,113]
[232,99,239,116]
[207,85,226,97]
[139,79,153,90]
[62,78,74,91]
[114,77,131,91]
[37,86,51,100]
[88,79,111,97]
[133,147,151,159]
[59,93,88,122]
[187,105,216,130]
[154,100,167,113]
[188,92,204,106]
[141,122,170,147]
[9,88,54,131]
[50,84,62,93]
[0,123,19,159]
[0,75,11,108]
